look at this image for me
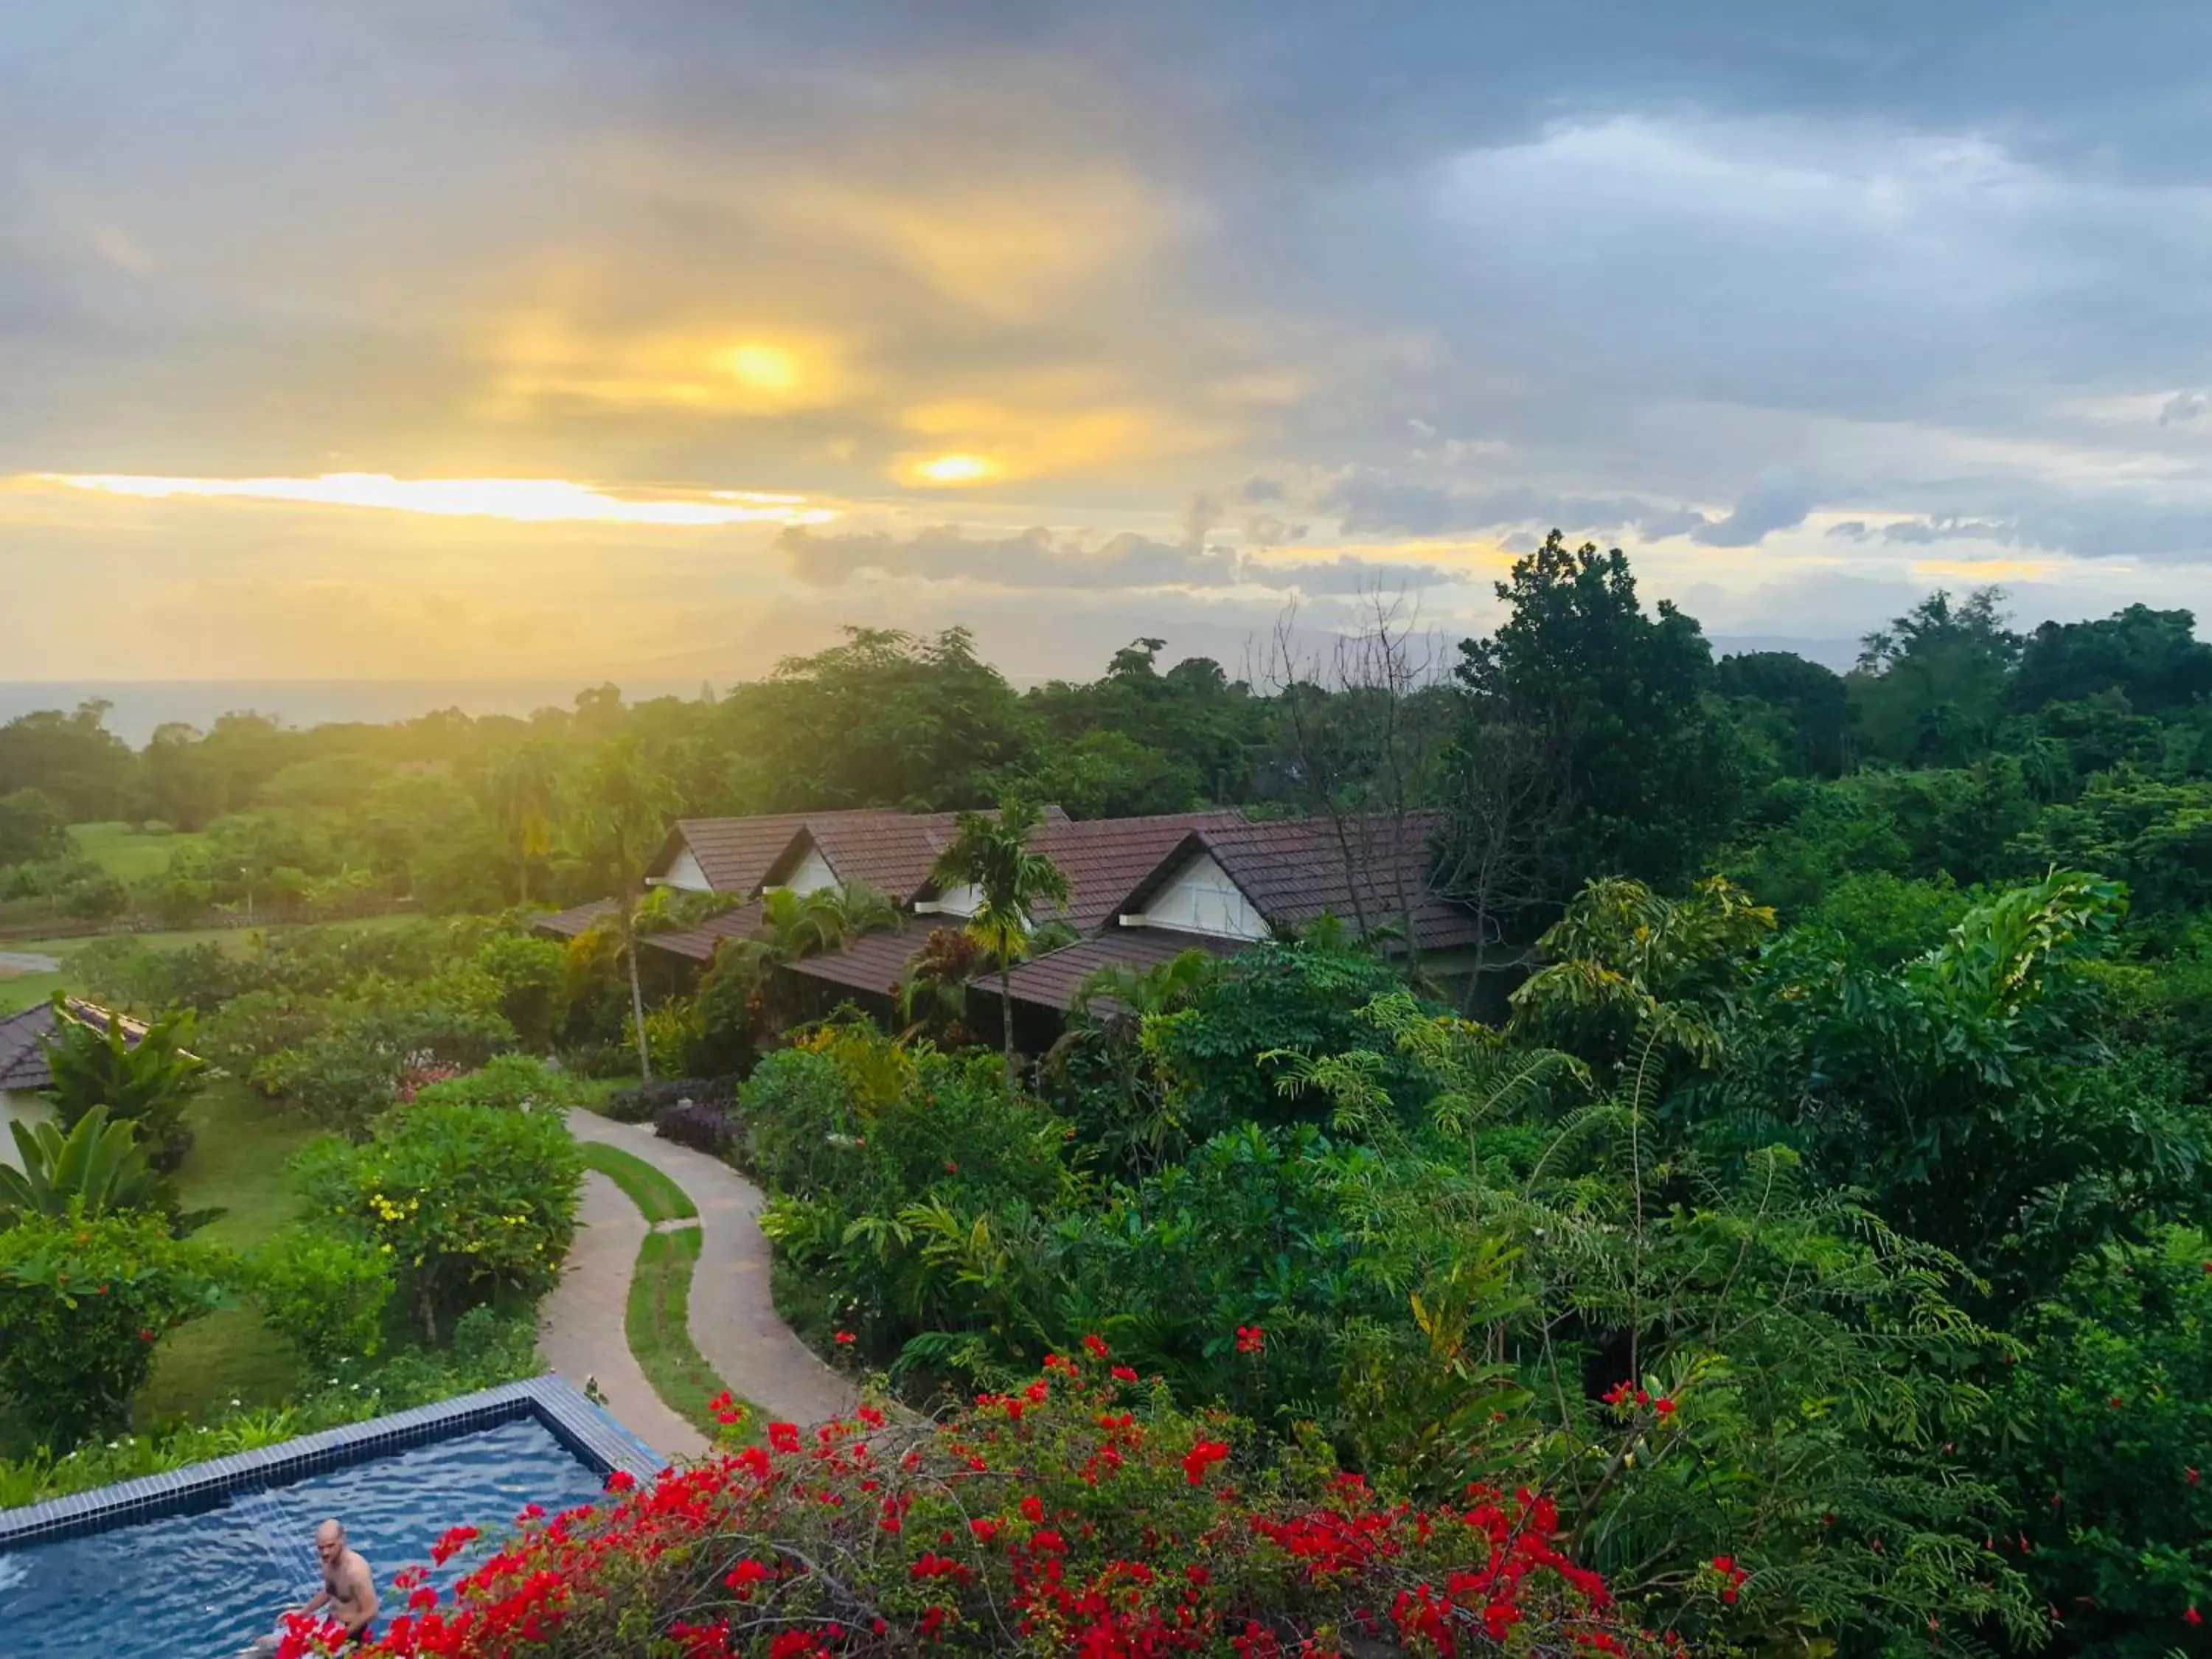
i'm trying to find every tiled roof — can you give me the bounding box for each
[997,928,1243,1014]
[0,998,147,1093]
[0,1004,56,1091]
[641,902,765,964]
[1023,811,1246,932]
[651,813,892,893]
[782,928,933,998]
[1189,812,1478,951]
[801,804,1073,905]
[534,898,616,939]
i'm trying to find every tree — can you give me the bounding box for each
[1716,650,1851,779]
[568,738,677,1081]
[1851,587,2020,768]
[1456,532,1736,891]
[481,740,563,904]
[929,798,1072,1093]
[0,787,69,866]
[2012,602,2212,717]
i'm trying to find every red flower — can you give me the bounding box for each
[1082,1332,1110,1359]
[1186,1564,1211,1585]
[2190,1607,2205,1627]
[725,1559,773,1597]
[1110,1365,1138,1383]
[1020,1495,1045,1523]
[2189,1467,2202,1485]
[834,1330,857,1345]
[137,1328,153,1343]
[1182,1438,1231,1486]
[769,1422,801,1453]
[1234,1325,1265,1354]
[857,1405,886,1429]
[604,1469,636,1493]
[2110,1394,2126,1409]
[1654,1397,1676,1417]
[430,1525,480,1565]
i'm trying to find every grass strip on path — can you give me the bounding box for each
[581,1141,698,1224]
[625,1222,762,1443]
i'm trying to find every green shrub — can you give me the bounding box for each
[246,1228,394,1371]
[408,1053,578,1114]
[0,1209,226,1447]
[293,1100,581,1342]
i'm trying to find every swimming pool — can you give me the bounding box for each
[0,1381,653,1659]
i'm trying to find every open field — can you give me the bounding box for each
[133,1080,321,1427]
[0,914,417,1014]
[67,820,205,883]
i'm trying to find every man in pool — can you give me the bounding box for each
[242,1519,378,1652]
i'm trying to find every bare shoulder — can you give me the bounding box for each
[344,1548,378,1595]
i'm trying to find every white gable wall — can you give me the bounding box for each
[650,843,714,893]
[774,845,840,897]
[919,881,982,918]
[1121,852,1269,941]
[0,1090,54,1172]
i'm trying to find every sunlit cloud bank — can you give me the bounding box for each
[44,473,837,528]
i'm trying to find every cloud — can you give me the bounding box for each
[1312,467,1672,538]
[2161,391,2206,425]
[773,524,1445,594]
[1688,474,1818,546]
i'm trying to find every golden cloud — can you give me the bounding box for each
[44,472,837,527]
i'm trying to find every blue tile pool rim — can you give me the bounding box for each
[0,1375,664,1551]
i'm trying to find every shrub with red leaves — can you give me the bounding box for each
[272,1342,1649,1658]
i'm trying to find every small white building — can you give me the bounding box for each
[0,1002,63,1169]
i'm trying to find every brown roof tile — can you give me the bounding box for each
[0,998,148,1093]
[1022,811,1246,932]
[996,928,1242,1014]
[1191,812,1478,951]
[652,812,895,893]
[782,927,933,998]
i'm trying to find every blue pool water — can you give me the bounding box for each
[0,1418,611,1659]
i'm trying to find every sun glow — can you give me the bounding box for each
[912,453,999,485]
[722,342,803,391]
[48,472,838,526]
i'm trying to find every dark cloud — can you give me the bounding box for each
[1315,468,1671,538]
[1688,475,1818,547]
[2161,392,2205,425]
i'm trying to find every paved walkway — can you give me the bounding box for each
[538,1169,708,1461]
[560,1110,856,1430]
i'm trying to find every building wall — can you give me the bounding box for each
[1123,852,1269,941]
[650,844,714,893]
[0,1089,54,1171]
[776,846,840,897]
[923,881,981,918]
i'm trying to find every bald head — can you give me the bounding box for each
[316,1520,345,1562]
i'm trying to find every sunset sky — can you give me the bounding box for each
[9,4,2212,681]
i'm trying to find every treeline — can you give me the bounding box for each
[5,532,2212,949]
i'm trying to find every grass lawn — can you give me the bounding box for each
[581,1141,698,1225]
[625,1222,757,1442]
[133,1080,321,1429]
[0,914,417,1014]
[67,820,206,883]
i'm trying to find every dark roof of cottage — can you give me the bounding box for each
[776,804,1073,905]
[649,812,891,893]
[535,898,616,939]
[1015,810,1246,933]
[782,928,933,998]
[996,928,1243,1014]
[0,998,147,1093]
[1121,812,1479,953]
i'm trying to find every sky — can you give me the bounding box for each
[9,1,2212,684]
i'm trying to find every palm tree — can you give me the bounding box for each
[929,798,1072,1096]
[482,741,562,905]
[569,738,677,1081]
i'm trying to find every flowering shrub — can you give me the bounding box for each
[291,1099,582,1342]
[656,1100,740,1158]
[0,1208,225,1447]
[272,1343,1649,1658]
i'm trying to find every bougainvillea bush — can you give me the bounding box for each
[271,1342,1655,1658]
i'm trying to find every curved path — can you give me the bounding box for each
[538,1169,709,1461]
[543,1110,855,1457]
